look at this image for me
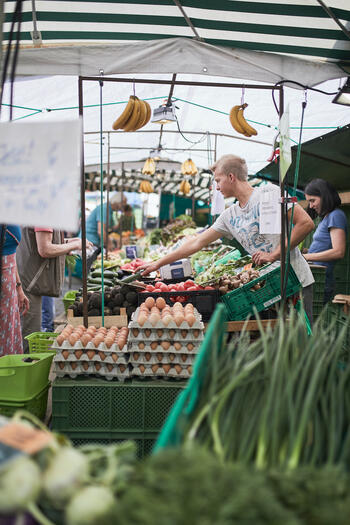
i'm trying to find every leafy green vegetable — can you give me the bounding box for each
[65,254,79,271]
[65,486,117,525]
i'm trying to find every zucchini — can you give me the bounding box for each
[91,269,116,278]
[87,277,115,286]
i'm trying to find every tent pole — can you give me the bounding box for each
[78,76,88,327]
[106,131,111,260]
[279,86,287,307]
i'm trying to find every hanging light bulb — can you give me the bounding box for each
[142,157,156,175]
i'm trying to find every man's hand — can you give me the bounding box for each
[138,261,160,276]
[252,251,276,266]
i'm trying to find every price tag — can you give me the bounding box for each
[0,422,53,455]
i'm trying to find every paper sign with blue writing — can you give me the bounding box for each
[0,119,82,230]
[279,106,292,182]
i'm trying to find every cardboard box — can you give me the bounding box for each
[67,308,128,328]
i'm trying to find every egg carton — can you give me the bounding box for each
[53,362,130,382]
[52,339,128,353]
[129,351,196,366]
[54,351,129,365]
[128,327,204,342]
[129,308,204,330]
[128,341,200,355]
[131,364,192,380]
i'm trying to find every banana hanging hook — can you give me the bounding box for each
[132,79,136,97]
[241,86,245,106]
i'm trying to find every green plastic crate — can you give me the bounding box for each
[309,264,326,304]
[0,382,50,420]
[63,290,78,314]
[67,431,157,459]
[51,378,186,434]
[221,264,301,321]
[25,332,58,353]
[0,353,54,401]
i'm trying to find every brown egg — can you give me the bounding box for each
[174,315,184,327]
[60,330,70,339]
[97,327,107,335]
[106,364,113,372]
[173,302,183,310]
[150,341,158,350]
[98,351,106,361]
[168,329,176,338]
[119,365,126,373]
[181,330,189,339]
[157,329,164,338]
[95,363,102,371]
[161,341,171,351]
[162,364,171,374]
[145,352,152,361]
[193,329,200,338]
[82,362,89,371]
[133,352,140,360]
[74,328,84,337]
[66,324,74,333]
[187,343,194,352]
[92,335,103,348]
[169,353,175,361]
[162,315,172,327]
[105,337,114,349]
[132,328,139,337]
[138,342,145,350]
[56,334,64,346]
[149,313,160,326]
[57,362,65,370]
[69,334,78,346]
[188,365,193,374]
[185,314,196,327]
[139,365,145,374]
[71,362,78,370]
[150,306,160,314]
[181,354,188,362]
[118,339,126,350]
[155,297,166,310]
[87,350,95,360]
[62,350,69,360]
[145,297,156,309]
[151,364,159,373]
[174,364,182,374]
[74,350,83,360]
[80,334,91,348]
[144,329,151,338]
[111,353,118,362]
[174,342,182,351]
[156,352,163,362]
[138,313,148,327]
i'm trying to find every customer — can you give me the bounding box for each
[140,154,315,321]
[0,225,29,355]
[303,179,347,303]
[16,227,92,352]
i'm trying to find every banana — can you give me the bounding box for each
[143,101,152,127]
[112,96,136,130]
[123,96,141,132]
[134,99,148,130]
[236,103,257,136]
[229,105,247,135]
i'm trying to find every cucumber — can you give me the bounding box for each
[91,269,116,278]
[87,277,115,286]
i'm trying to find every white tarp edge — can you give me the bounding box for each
[15,38,344,87]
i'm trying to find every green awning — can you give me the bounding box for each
[256,124,350,192]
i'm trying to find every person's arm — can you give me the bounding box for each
[304,228,346,262]
[252,204,315,265]
[36,231,84,258]
[15,266,30,315]
[139,227,222,276]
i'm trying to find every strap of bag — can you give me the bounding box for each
[26,259,49,293]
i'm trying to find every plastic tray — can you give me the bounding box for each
[138,289,219,322]
[0,382,50,421]
[221,264,301,321]
[25,332,58,353]
[0,353,54,400]
[63,290,78,313]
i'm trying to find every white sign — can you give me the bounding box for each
[259,188,281,234]
[211,180,225,215]
[279,106,292,182]
[0,119,82,231]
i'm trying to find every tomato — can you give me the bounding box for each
[159,283,169,292]
[176,283,185,291]
[184,280,195,289]
[176,295,187,303]
[187,286,198,291]
[145,284,155,292]
[204,286,215,290]
[155,282,164,289]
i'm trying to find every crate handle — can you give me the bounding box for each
[0,369,16,377]
[247,279,266,293]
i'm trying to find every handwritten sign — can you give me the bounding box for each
[259,187,281,234]
[0,119,82,230]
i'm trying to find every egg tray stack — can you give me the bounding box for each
[52,335,129,382]
[128,307,204,380]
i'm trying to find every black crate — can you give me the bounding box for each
[138,289,220,322]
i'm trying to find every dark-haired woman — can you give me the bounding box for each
[0,225,30,354]
[303,179,347,303]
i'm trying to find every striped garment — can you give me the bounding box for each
[0,254,23,355]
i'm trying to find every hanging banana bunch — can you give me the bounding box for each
[142,157,156,175]
[139,180,154,193]
[229,103,257,137]
[181,158,198,176]
[112,96,152,132]
[179,180,191,196]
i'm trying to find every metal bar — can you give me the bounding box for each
[109,146,215,152]
[78,76,88,327]
[106,131,111,260]
[173,0,202,40]
[79,76,280,91]
[158,73,177,148]
[316,0,350,40]
[279,86,286,306]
